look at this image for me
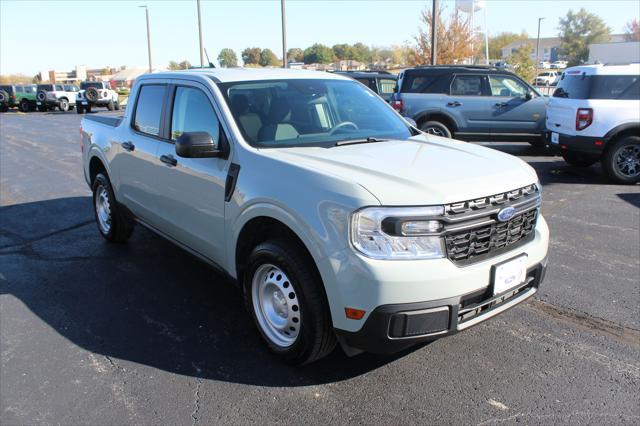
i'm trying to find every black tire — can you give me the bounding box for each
[91,173,134,243]
[37,104,47,112]
[19,99,30,113]
[0,90,8,105]
[244,239,336,364]
[106,100,115,111]
[114,100,121,110]
[528,136,547,148]
[601,135,640,184]
[85,104,92,113]
[561,151,598,168]
[420,120,452,138]
[76,104,84,114]
[58,98,69,112]
[0,104,8,113]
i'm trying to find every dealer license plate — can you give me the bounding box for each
[493,255,527,295]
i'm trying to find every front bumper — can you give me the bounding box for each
[545,130,606,156]
[335,261,546,354]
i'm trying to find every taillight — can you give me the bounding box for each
[391,98,404,113]
[576,108,593,131]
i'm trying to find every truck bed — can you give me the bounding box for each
[83,115,123,127]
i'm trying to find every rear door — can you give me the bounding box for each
[153,80,230,264]
[116,83,168,224]
[488,74,546,140]
[446,73,494,139]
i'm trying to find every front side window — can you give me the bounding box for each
[15,86,24,93]
[171,86,220,143]
[24,86,36,93]
[133,85,166,137]
[450,75,485,96]
[219,79,412,148]
[55,85,64,91]
[489,75,529,97]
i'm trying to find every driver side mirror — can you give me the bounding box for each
[524,91,534,100]
[175,131,227,158]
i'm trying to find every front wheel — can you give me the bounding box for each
[19,99,30,113]
[106,100,115,111]
[114,100,121,110]
[76,104,84,114]
[602,136,640,184]
[561,151,598,168]
[244,239,336,364]
[420,120,452,138]
[58,98,69,112]
[92,173,134,243]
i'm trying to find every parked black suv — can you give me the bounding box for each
[334,71,398,102]
[391,66,547,146]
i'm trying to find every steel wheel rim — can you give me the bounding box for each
[426,126,445,136]
[95,184,112,234]
[614,145,640,178]
[251,263,300,347]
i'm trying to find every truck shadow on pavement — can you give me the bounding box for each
[0,196,417,387]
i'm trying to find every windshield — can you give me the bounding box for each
[81,82,103,90]
[218,79,412,148]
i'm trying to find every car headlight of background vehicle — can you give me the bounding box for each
[350,206,445,260]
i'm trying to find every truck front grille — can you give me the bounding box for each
[442,184,541,265]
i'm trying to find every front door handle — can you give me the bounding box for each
[122,141,135,152]
[447,101,462,107]
[494,102,508,108]
[160,154,177,167]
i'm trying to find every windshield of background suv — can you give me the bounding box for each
[218,79,412,148]
[554,74,639,100]
[80,82,103,90]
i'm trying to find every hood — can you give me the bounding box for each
[266,135,538,206]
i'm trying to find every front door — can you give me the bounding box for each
[154,82,229,264]
[488,74,546,141]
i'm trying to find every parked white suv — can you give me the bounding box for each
[36,83,78,112]
[81,69,549,364]
[76,81,119,114]
[534,71,559,86]
[546,64,640,184]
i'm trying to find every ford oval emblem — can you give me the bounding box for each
[497,206,516,222]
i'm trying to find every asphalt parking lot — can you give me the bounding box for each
[1,109,639,425]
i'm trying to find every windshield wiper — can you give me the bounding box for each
[335,137,388,146]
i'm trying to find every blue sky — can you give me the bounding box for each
[1,0,638,75]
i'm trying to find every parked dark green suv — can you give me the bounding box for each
[0,84,38,112]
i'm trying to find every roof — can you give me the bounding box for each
[144,67,349,83]
[503,34,628,51]
[563,63,640,76]
[334,71,397,79]
[404,65,512,75]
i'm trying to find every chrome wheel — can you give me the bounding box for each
[251,264,300,347]
[614,145,640,178]
[95,184,112,234]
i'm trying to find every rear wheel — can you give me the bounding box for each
[561,151,598,168]
[106,100,115,111]
[602,136,640,184]
[420,120,452,138]
[244,239,336,364]
[92,173,134,243]
[19,99,30,113]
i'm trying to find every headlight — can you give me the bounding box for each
[350,206,445,260]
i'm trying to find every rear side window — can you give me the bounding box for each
[554,74,639,100]
[16,86,24,93]
[450,75,485,96]
[401,73,450,94]
[133,85,166,137]
[55,85,64,91]
[170,86,220,142]
[24,86,36,93]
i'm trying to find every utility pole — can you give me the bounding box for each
[535,17,545,84]
[139,6,152,73]
[430,0,438,65]
[197,0,205,67]
[281,0,287,68]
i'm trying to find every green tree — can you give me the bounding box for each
[241,47,262,65]
[351,42,371,62]
[217,48,238,68]
[558,8,611,66]
[168,60,180,70]
[507,45,536,83]
[482,32,529,61]
[178,60,191,70]
[286,48,304,62]
[332,43,354,60]
[259,48,280,67]
[303,43,335,64]
[624,19,640,41]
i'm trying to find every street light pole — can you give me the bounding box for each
[139,6,152,73]
[197,0,205,67]
[430,0,438,65]
[281,0,287,68]
[535,17,545,84]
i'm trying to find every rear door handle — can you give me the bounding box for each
[121,141,135,152]
[447,101,462,107]
[160,154,177,167]
[495,102,508,107]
